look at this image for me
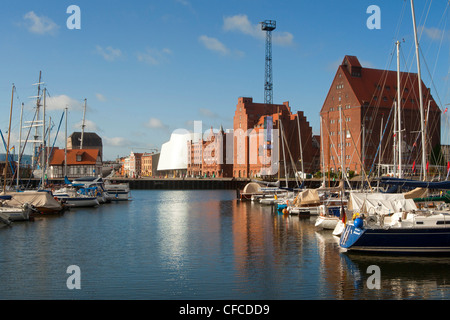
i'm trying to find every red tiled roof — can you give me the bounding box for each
[50,149,99,165]
[339,55,439,112]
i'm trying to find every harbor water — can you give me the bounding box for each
[1,189,450,300]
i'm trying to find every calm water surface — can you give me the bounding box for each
[1,189,449,300]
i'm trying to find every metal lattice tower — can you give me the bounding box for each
[261,20,276,105]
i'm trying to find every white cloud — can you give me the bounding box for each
[199,108,220,118]
[73,119,100,132]
[223,14,261,38]
[145,117,167,129]
[137,48,172,66]
[23,11,59,35]
[103,136,132,147]
[274,32,294,46]
[198,35,230,55]
[422,26,450,41]
[95,45,123,61]
[46,95,83,111]
[175,0,191,7]
[223,14,294,46]
[96,93,107,102]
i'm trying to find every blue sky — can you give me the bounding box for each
[0,0,449,160]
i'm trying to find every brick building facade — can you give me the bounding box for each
[320,55,441,175]
[187,126,233,178]
[233,97,319,179]
[141,152,160,177]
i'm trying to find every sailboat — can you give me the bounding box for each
[0,195,31,222]
[339,0,450,254]
[0,84,33,222]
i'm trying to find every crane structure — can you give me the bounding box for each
[261,20,276,105]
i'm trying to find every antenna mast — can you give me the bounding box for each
[261,20,276,105]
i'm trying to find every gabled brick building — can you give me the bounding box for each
[320,55,440,175]
[233,97,319,179]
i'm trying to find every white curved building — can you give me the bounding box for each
[157,130,202,174]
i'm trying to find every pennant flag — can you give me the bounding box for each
[445,107,448,113]
[426,161,429,172]
[447,161,450,172]
[341,203,346,224]
[412,160,416,172]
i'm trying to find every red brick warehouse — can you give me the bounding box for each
[320,55,440,176]
[233,97,320,179]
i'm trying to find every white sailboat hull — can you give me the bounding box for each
[289,206,320,215]
[58,197,99,207]
[332,220,345,236]
[0,205,31,221]
[315,215,339,230]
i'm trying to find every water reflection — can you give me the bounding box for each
[0,190,449,299]
[341,253,450,299]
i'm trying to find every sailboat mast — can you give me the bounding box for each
[33,71,42,167]
[396,40,403,178]
[320,115,325,187]
[377,116,384,189]
[80,98,86,149]
[280,119,288,188]
[393,101,397,177]
[47,115,51,179]
[362,122,365,190]
[410,0,427,181]
[3,84,14,193]
[41,88,46,188]
[65,107,68,177]
[17,102,24,189]
[339,107,345,180]
[297,113,304,182]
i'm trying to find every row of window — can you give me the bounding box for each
[330,153,375,161]
[330,117,352,124]
[329,130,351,138]
[329,105,351,112]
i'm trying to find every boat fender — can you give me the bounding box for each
[354,217,364,229]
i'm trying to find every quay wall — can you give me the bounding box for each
[24,178,335,190]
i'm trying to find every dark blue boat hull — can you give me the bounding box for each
[340,224,450,254]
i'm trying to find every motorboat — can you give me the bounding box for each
[70,176,112,203]
[103,181,131,201]
[288,189,321,215]
[53,187,100,208]
[288,188,347,216]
